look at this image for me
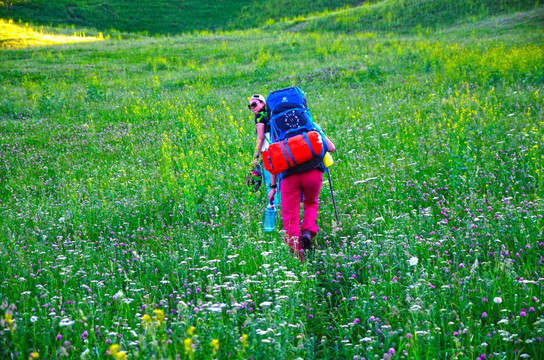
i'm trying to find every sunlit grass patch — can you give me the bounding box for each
[0,19,103,49]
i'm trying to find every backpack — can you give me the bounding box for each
[262,87,328,175]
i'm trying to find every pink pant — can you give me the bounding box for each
[280,168,323,260]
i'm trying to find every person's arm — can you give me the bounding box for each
[253,123,266,158]
[315,122,335,153]
[324,135,335,153]
[268,173,277,203]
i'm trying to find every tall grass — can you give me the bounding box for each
[1,3,543,360]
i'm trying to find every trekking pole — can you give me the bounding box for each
[326,169,340,224]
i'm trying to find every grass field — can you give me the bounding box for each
[1,0,544,359]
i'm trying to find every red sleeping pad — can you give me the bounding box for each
[262,131,323,175]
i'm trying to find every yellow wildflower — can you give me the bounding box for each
[240,333,249,347]
[210,338,219,352]
[30,352,39,359]
[109,344,120,356]
[141,314,152,325]
[183,337,193,354]
[187,325,195,336]
[115,352,127,360]
[154,309,165,322]
[3,313,13,328]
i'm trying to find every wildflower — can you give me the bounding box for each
[113,290,125,301]
[187,326,195,336]
[353,318,360,324]
[210,338,219,352]
[482,298,488,303]
[183,338,193,354]
[81,349,90,359]
[493,297,502,304]
[154,309,165,322]
[59,318,75,327]
[520,310,527,317]
[240,333,249,347]
[482,312,488,318]
[109,344,120,356]
[529,307,535,312]
[30,316,38,323]
[29,352,39,359]
[3,313,14,329]
[142,314,152,326]
[56,334,62,341]
[408,257,418,266]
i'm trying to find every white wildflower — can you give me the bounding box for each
[59,318,75,327]
[113,290,125,300]
[80,348,89,359]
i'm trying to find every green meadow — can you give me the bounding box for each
[1,0,544,359]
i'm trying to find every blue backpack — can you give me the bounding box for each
[267,87,313,141]
[264,87,329,174]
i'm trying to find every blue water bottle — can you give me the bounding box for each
[263,201,276,232]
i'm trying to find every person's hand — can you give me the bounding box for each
[251,155,259,168]
[268,188,276,203]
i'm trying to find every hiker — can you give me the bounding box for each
[267,135,335,260]
[260,86,336,260]
[248,94,280,204]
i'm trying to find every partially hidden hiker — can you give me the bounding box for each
[248,94,280,204]
[263,87,335,261]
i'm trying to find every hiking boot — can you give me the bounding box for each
[301,230,312,251]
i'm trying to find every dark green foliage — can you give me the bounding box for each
[0,0,362,35]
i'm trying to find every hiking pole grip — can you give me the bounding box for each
[327,169,340,224]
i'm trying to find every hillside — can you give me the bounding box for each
[0,0,362,35]
[271,0,541,33]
